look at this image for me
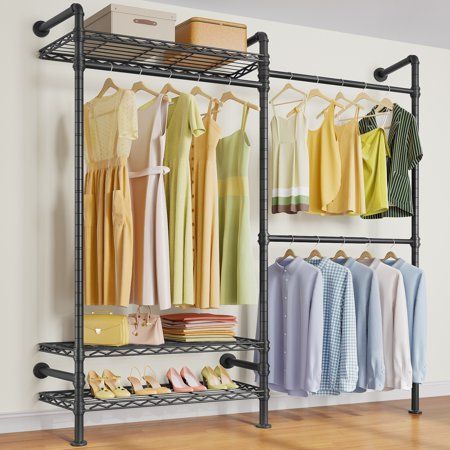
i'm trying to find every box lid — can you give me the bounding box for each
[177,17,247,30]
[85,3,176,27]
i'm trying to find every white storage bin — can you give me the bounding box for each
[85,4,176,41]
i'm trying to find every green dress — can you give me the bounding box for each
[164,93,205,306]
[217,105,256,305]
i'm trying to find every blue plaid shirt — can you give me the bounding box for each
[308,258,358,395]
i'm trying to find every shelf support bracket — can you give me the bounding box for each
[33,363,75,383]
[220,354,259,372]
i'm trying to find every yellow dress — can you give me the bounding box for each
[360,128,391,217]
[190,102,221,309]
[84,89,138,306]
[328,112,366,215]
[307,102,341,214]
[164,93,205,306]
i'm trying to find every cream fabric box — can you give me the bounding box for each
[85,4,176,40]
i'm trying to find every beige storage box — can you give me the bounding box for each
[175,17,247,51]
[85,4,176,40]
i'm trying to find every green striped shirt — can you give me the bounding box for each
[359,103,422,218]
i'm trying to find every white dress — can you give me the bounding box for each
[128,95,171,309]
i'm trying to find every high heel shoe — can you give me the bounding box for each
[127,367,158,396]
[102,369,131,398]
[200,366,228,390]
[143,365,171,394]
[180,366,207,392]
[214,365,238,390]
[87,370,115,400]
[166,368,194,393]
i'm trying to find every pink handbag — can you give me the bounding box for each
[128,306,164,345]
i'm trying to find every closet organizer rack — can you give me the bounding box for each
[32,4,421,447]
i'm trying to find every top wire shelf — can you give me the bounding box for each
[38,30,262,80]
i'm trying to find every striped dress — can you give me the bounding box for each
[271,105,309,213]
[359,103,422,218]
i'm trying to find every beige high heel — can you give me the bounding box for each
[102,369,131,398]
[214,365,238,390]
[127,367,158,396]
[201,366,228,390]
[142,365,171,394]
[87,371,114,400]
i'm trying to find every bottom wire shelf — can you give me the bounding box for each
[38,381,263,412]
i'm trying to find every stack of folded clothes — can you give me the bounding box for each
[161,313,237,342]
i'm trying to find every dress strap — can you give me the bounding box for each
[241,103,250,130]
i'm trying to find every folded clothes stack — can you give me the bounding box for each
[161,313,237,342]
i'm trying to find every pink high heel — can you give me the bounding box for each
[180,366,207,392]
[166,368,194,393]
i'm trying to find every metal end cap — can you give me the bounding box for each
[373,67,388,82]
[70,440,88,447]
[219,353,236,369]
[33,362,50,379]
[33,21,49,37]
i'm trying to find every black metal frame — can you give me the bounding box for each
[32,3,422,446]
[33,4,271,446]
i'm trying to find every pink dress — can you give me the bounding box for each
[128,95,171,309]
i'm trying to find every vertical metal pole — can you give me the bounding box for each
[409,55,422,415]
[71,4,87,447]
[256,32,271,429]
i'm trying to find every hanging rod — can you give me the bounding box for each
[269,70,413,94]
[268,235,414,245]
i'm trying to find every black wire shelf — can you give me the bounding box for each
[38,381,263,412]
[38,337,263,358]
[38,30,262,80]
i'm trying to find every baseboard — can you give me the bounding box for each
[1,381,449,434]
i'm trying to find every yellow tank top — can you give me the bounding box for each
[307,102,341,214]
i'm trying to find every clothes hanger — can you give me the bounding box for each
[160,70,181,96]
[306,237,323,260]
[191,74,213,101]
[96,63,121,98]
[306,77,345,108]
[382,240,399,261]
[219,90,260,111]
[336,82,379,118]
[279,235,297,262]
[270,73,307,106]
[375,85,394,113]
[131,69,159,97]
[357,239,374,261]
[316,80,361,119]
[332,237,349,260]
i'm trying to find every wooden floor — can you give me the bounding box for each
[1,397,449,449]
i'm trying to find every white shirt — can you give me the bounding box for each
[359,259,412,390]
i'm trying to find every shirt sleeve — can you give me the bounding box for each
[366,271,385,390]
[393,272,413,389]
[407,115,423,169]
[338,271,359,392]
[189,96,206,138]
[305,270,324,393]
[412,271,427,383]
[118,90,138,140]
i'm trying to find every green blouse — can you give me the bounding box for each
[359,103,422,218]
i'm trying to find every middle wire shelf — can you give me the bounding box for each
[38,337,263,358]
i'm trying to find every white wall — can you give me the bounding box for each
[1,0,450,432]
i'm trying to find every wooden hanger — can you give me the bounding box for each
[307,88,344,108]
[306,238,323,260]
[270,78,307,106]
[317,90,360,119]
[332,238,349,260]
[96,77,120,98]
[279,236,297,262]
[336,86,379,118]
[219,91,260,111]
[375,97,394,113]
[382,241,399,261]
[357,240,374,261]
[160,72,181,96]
[132,81,159,97]
[191,85,213,101]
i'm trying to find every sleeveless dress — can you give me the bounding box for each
[307,102,341,214]
[164,93,205,306]
[128,94,171,309]
[217,104,256,305]
[328,108,366,215]
[190,101,221,309]
[84,89,137,306]
[271,103,309,213]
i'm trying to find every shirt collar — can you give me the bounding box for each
[383,257,405,269]
[306,257,329,270]
[332,257,356,268]
[274,257,304,274]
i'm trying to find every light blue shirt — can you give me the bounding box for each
[383,258,427,383]
[308,258,358,395]
[334,258,385,391]
[259,257,324,397]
